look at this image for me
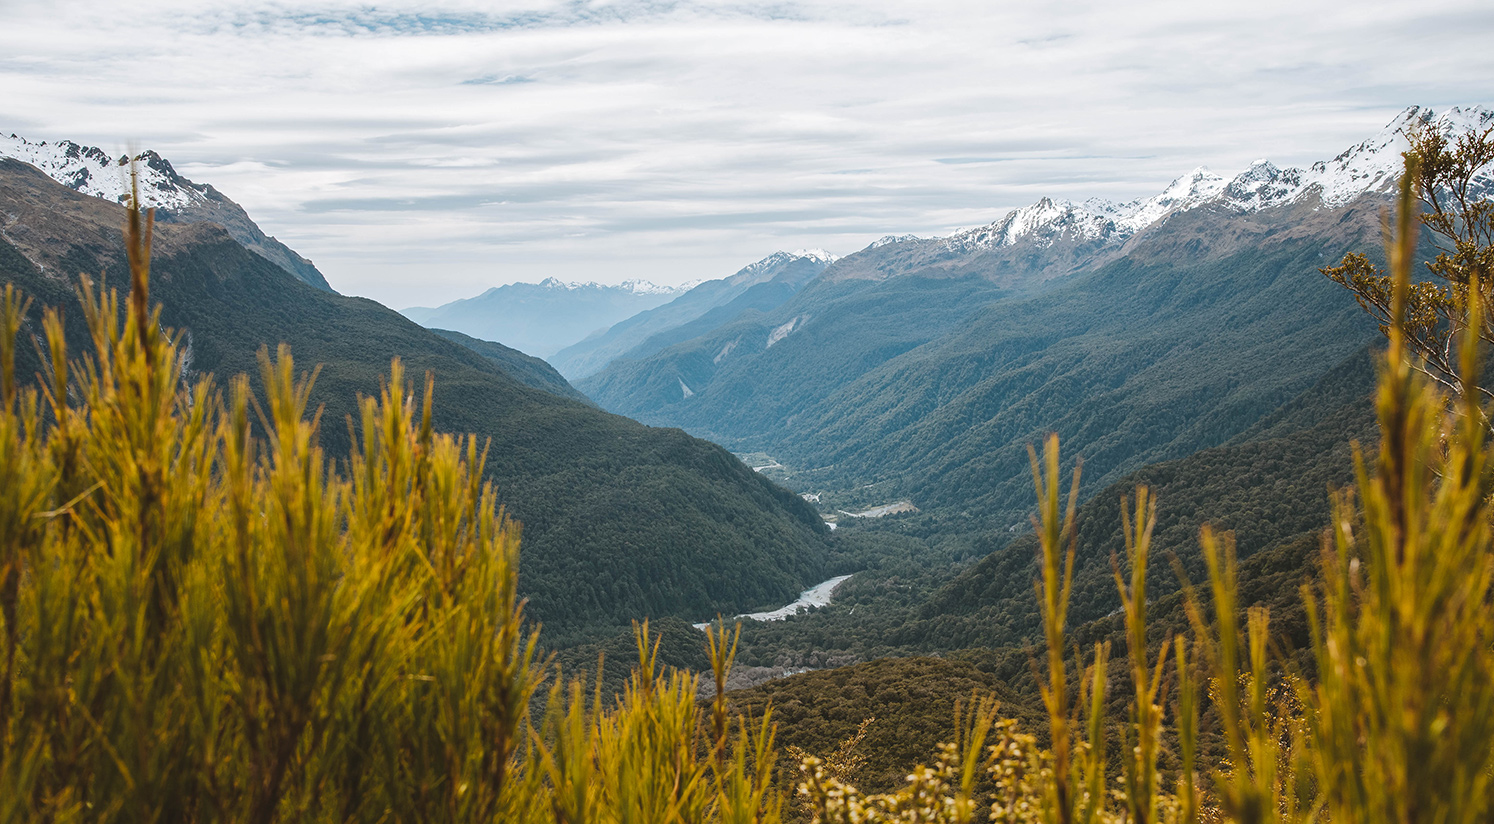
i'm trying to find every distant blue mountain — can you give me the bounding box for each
[549,250,837,380]
[402,277,686,358]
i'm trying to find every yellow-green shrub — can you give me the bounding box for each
[0,172,779,824]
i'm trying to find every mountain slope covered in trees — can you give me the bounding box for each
[723,341,1377,667]
[550,250,835,380]
[582,196,1381,535]
[0,157,831,639]
[431,327,593,404]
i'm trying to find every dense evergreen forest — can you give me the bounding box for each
[0,158,832,641]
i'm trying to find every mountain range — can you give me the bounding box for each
[5,105,1489,688]
[577,106,1490,538]
[402,277,690,359]
[550,249,837,380]
[0,152,832,642]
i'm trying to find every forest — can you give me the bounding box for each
[3,128,1494,822]
[0,158,833,643]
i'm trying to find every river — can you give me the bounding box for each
[693,574,853,629]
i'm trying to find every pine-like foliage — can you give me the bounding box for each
[0,170,780,824]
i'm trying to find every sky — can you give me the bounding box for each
[1,0,1492,308]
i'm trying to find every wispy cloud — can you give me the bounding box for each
[1,0,1490,306]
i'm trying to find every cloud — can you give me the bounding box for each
[1,0,1491,307]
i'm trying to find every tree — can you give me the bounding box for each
[1322,118,1494,409]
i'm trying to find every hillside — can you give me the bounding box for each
[729,657,1046,795]
[583,199,1380,528]
[579,269,1020,437]
[550,250,835,380]
[430,327,593,404]
[722,341,1377,667]
[0,157,832,640]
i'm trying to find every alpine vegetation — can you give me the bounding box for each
[0,134,1491,824]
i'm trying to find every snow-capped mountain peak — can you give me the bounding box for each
[729,249,841,285]
[537,276,680,295]
[937,197,1114,253]
[885,105,1493,260]
[789,248,840,264]
[619,279,678,296]
[1,131,334,291]
[1111,166,1228,232]
[0,134,210,212]
[870,234,922,249]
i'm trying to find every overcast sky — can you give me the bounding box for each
[1,0,1491,307]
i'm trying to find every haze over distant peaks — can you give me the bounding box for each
[547,248,839,380]
[402,277,691,358]
[0,133,334,291]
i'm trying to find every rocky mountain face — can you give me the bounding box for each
[0,134,333,291]
[549,249,837,380]
[402,277,690,359]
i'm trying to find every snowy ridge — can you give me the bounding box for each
[870,234,922,249]
[732,249,840,280]
[884,105,1493,257]
[789,248,839,264]
[536,276,685,295]
[0,134,210,211]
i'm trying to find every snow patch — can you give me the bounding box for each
[678,377,695,399]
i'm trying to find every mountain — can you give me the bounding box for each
[901,342,1379,652]
[0,156,832,641]
[429,327,593,404]
[0,133,333,291]
[577,106,1488,534]
[549,249,837,380]
[402,277,689,359]
[720,341,1378,673]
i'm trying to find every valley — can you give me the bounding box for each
[0,153,835,644]
[2,103,1491,814]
